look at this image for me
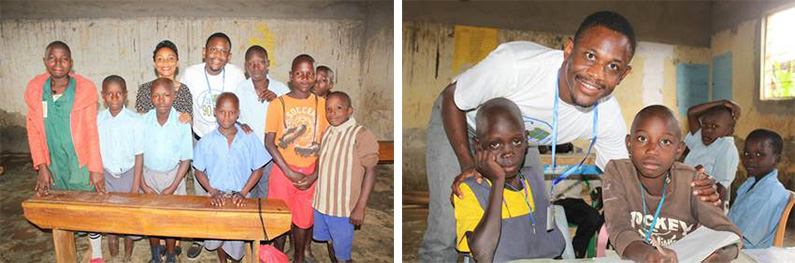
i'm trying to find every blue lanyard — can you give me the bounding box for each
[549,79,599,197]
[639,174,670,243]
[500,172,537,233]
[204,67,226,105]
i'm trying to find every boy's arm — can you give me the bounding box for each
[195,169,224,206]
[350,130,380,226]
[443,83,481,199]
[468,150,505,263]
[686,100,741,134]
[240,167,264,197]
[131,154,143,194]
[161,160,191,195]
[264,132,303,182]
[692,172,743,260]
[350,165,377,226]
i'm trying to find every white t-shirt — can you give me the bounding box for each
[453,41,629,169]
[181,63,246,137]
[684,129,739,187]
[234,76,290,145]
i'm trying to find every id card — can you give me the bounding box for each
[42,101,48,118]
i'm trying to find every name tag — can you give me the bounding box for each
[42,101,48,118]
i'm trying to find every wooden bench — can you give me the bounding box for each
[23,191,291,263]
[378,140,394,164]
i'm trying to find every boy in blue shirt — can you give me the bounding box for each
[729,129,789,248]
[685,100,741,207]
[194,92,271,262]
[98,75,143,262]
[141,78,193,263]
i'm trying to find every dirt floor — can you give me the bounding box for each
[0,154,393,262]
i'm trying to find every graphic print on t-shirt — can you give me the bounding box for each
[629,211,696,246]
[523,116,554,146]
[196,89,220,125]
[279,105,320,157]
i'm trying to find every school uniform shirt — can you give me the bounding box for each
[265,94,328,167]
[684,129,739,188]
[97,107,144,175]
[728,169,789,249]
[142,108,193,171]
[313,118,380,217]
[234,76,290,144]
[454,168,565,262]
[453,41,628,169]
[193,124,271,192]
[602,159,741,257]
[180,63,246,138]
[135,80,193,117]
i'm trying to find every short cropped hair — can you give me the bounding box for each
[327,91,351,108]
[747,129,784,155]
[317,65,335,84]
[153,40,179,60]
[44,41,71,57]
[102,75,127,91]
[206,32,231,48]
[574,11,637,58]
[245,45,269,60]
[291,54,316,70]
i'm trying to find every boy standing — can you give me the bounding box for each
[603,105,741,262]
[265,54,328,262]
[685,100,741,206]
[729,129,789,249]
[98,75,144,262]
[181,32,245,258]
[311,66,334,98]
[194,92,271,262]
[305,91,379,262]
[454,98,565,262]
[234,45,290,198]
[25,41,106,263]
[141,78,193,263]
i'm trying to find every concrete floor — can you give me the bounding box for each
[402,191,795,263]
[0,154,393,262]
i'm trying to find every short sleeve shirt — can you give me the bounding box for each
[684,129,739,187]
[193,125,271,192]
[97,107,144,174]
[234,76,290,144]
[265,94,328,167]
[142,108,193,171]
[453,41,628,169]
[180,63,246,137]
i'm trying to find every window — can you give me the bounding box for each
[761,5,795,100]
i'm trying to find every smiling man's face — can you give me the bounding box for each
[561,25,633,107]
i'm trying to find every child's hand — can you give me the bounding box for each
[89,172,107,194]
[209,190,226,207]
[258,89,278,102]
[34,166,54,196]
[476,150,506,182]
[691,165,722,208]
[350,205,366,226]
[240,123,254,135]
[178,112,192,124]
[161,184,177,195]
[284,168,304,183]
[230,192,246,207]
[720,100,741,120]
[141,183,157,195]
[294,173,317,190]
[644,247,678,263]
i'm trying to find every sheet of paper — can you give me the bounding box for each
[667,226,740,262]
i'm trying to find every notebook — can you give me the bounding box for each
[667,226,741,262]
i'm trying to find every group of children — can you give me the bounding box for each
[454,97,789,262]
[25,32,379,263]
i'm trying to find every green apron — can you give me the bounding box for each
[42,77,94,191]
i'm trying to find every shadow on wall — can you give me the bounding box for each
[0,110,29,154]
[403,127,429,191]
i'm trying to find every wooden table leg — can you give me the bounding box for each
[252,240,261,263]
[52,229,76,263]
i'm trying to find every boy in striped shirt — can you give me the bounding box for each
[303,91,379,262]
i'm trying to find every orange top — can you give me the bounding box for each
[265,94,328,167]
[25,73,103,173]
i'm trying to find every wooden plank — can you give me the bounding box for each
[52,229,76,263]
[23,191,292,240]
[378,140,394,164]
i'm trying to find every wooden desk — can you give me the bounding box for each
[378,140,394,164]
[540,153,596,166]
[23,191,291,263]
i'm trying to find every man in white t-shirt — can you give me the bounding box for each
[180,32,246,260]
[420,11,721,262]
[234,45,290,198]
